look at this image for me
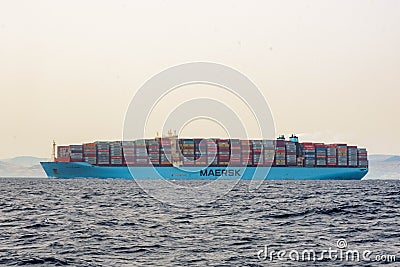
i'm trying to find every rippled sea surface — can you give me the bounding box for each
[1,178,399,266]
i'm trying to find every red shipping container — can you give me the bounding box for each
[56,158,70,162]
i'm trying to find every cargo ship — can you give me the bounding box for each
[40,135,368,180]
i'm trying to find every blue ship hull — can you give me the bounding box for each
[40,162,368,180]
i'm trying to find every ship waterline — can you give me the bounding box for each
[41,162,368,180]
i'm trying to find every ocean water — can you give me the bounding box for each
[0,178,399,266]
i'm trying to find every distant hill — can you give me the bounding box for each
[384,156,400,162]
[2,156,48,167]
[0,156,47,177]
[368,154,395,162]
[364,154,400,180]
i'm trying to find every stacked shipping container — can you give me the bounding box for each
[263,140,275,166]
[275,140,286,166]
[146,139,160,165]
[110,141,123,165]
[180,139,195,166]
[230,139,241,166]
[337,144,348,166]
[122,141,135,165]
[206,139,217,165]
[285,141,297,166]
[326,144,337,167]
[83,143,96,165]
[56,146,70,162]
[217,139,230,165]
[69,145,83,162]
[252,140,263,166]
[96,141,110,165]
[315,144,327,167]
[160,138,172,165]
[348,146,358,167]
[194,139,207,165]
[358,148,368,167]
[134,139,149,165]
[240,140,252,166]
[302,143,315,167]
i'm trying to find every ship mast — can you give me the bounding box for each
[52,140,56,162]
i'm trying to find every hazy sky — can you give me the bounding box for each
[0,0,399,158]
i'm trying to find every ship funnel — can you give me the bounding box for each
[289,134,299,143]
